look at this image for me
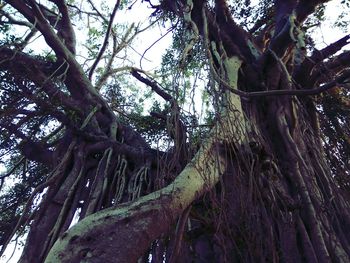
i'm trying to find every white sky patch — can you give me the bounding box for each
[1,1,349,262]
[0,234,27,263]
[312,0,350,49]
[0,154,11,180]
[71,1,173,72]
[0,163,5,173]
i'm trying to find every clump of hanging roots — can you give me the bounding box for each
[200,102,350,262]
[0,133,161,260]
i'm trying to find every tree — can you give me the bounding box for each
[1,0,350,262]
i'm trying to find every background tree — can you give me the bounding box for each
[0,0,350,262]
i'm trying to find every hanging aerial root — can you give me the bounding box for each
[80,105,101,130]
[167,205,191,263]
[276,111,331,262]
[41,148,86,259]
[112,156,128,204]
[128,166,149,201]
[0,141,76,257]
[180,0,199,68]
[85,147,113,215]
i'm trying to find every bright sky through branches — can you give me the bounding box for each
[0,0,349,261]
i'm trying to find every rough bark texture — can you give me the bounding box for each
[0,0,350,262]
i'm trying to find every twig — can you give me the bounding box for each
[88,0,121,80]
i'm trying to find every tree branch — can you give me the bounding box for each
[131,69,188,162]
[131,69,173,102]
[294,34,350,85]
[44,112,230,263]
[86,0,108,22]
[0,47,83,113]
[5,123,54,165]
[6,0,113,110]
[3,0,34,24]
[295,0,330,22]
[213,0,260,62]
[49,0,77,54]
[0,9,32,27]
[309,52,350,85]
[312,34,350,63]
[269,0,298,57]
[88,0,121,80]
[211,62,350,98]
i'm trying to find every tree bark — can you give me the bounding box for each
[45,57,245,263]
[1,1,350,263]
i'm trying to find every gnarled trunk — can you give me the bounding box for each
[1,1,350,263]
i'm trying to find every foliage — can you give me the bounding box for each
[0,0,350,262]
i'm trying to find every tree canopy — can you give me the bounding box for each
[0,0,350,262]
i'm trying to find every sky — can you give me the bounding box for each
[1,0,349,262]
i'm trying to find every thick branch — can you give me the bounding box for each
[309,52,350,85]
[213,0,260,62]
[312,34,350,63]
[269,0,298,57]
[6,0,105,106]
[321,51,350,72]
[46,55,246,263]
[44,111,229,263]
[5,123,54,165]
[19,140,54,165]
[0,47,82,113]
[131,69,173,102]
[269,0,330,57]
[3,0,34,24]
[295,0,330,22]
[49,0,77,54]
[0,9,32,27]
[294,34,350,85]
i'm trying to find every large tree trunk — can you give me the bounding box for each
[44,56,248,262]
[1,0,350,262]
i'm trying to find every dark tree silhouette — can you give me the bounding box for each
[0,0,350,262]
